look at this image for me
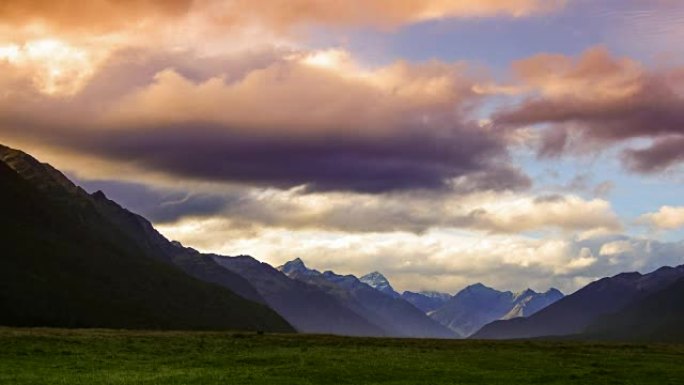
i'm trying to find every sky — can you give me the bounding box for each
[2,0,684,294]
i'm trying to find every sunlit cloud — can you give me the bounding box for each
[639,206,684,230]
[0,38,106,95]
[155,217,682,294]
[0,0,567,36]
[0,47,524,194]
[2,0,684,294]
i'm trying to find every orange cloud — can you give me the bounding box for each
[214,0,566,29]
[0,0,193,33]
[0,0,566,36]
[511,47,644,101]
[105,49,480,136]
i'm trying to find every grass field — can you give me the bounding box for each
[1,328,683,384]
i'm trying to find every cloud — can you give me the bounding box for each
[639,205,684,230]
[84,171,619,235]
[0,0,193,34]
[217,0,566,30]
[493,47,684,172]
[74,178,230,224]
[156,219,684,294]
[0,0,566,36]
[623,136,684,173]
[0,48,528,194]
[462,194,621,233]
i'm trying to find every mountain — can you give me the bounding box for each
[472,265,684,340]
[502,288,564,320]
[0,144,266,306]
[210,255,386,336]
[90,190,266,305]
[359,271,400,298]
[430,284,563,337]
[583,274,684,342]
[0,144,293,332]
[279,257,321,277]
[279,259,457,338]
[401,291,452,313]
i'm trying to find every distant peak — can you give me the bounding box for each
[546,288,563,295]
[614,272,642,280]
[360,271,399,297]
[513,288,537,301]
[360,271,390,284]
[456,283,500,297]
[283,258,307,270]
[291,257,305,265]
[466,283,489,290]
[361,271,387,280]
[279,258,320,277]
[518,288,537,296]
[92,190,107,200]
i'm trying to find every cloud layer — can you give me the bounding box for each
[3,0,684,295]
[156,218,684,293]
[494,47,684,172]
[640,206,684,230]
[0,0,565,35]
[0,47,529,193]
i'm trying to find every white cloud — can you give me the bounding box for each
[600,240,634,255]
[155,214,679,295]
[639,206,684,230]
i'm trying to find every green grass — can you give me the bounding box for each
[1,328,683,384]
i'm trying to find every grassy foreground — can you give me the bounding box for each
[0,328,683,384]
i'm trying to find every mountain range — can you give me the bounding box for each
[429,284,564,337]
[2,142,684,342]
[584,275,684,342]
[401,291,453,313]
[210,254,385,336]
[472,265,684,340]
[279,259,456,338]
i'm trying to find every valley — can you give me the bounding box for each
[2,328,684,385]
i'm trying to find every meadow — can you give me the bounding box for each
[1,327,683,384]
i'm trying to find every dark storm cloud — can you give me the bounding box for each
[73,178,230,223]
[622,136,684,173]
[60,123,519,194]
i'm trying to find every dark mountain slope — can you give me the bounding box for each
[0,144,265,305]
[472,266,684,340]
[0,147,292,332]
[90,191,265,304]
[584,275,684,342]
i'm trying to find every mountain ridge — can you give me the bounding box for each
[472,265,684,340]
[278,258,457,338]
[0,144,292,332]
[430,283,563,337]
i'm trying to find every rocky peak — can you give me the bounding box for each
[360,271,399,298]
[279,258,319,277]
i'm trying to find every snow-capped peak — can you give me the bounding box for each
[360,271,400,298]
